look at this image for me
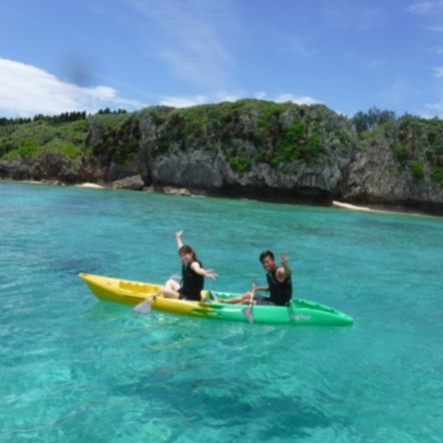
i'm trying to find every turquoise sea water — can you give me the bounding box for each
[1,182,442,443]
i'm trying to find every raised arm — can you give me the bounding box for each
[277,252,292,281]
[190,262,218,280]
[175,230,184,250]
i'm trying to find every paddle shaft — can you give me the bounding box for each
[242,287,255,323]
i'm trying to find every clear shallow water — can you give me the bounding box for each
[1,182,442,443]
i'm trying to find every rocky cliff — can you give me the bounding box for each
[343,117,443,213]
[1,100,443,214]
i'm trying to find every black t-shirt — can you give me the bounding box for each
[266,268,292,306]
[178,261,204,301]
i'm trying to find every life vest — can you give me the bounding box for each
[266,268,292,306]
[179,261,204,301]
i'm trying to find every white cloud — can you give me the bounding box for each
[256,91,321,105]
[368,59,387,71]
[434,66,443,76]
[286,36,313,58]
[322,0,387,30]
[379,81,422,105]
[406,1,443,15]
[379,81,410,104]
[158,95,208,108]
[423,25,443,32]
[0,58,147,117]
[426,99,443,116]
[0,57,322,116]
[431,46,443,53]
[158,92,242,108]
[274,93,321,105]
[255,91,267,100]
[158,91,321,108]
[126,0,237,87]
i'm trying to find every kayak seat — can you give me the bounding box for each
[200,290,219,304]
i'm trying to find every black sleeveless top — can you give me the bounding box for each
[179,261,204,301]
[266,268,292,306]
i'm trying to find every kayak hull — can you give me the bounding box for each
[79,273,353,326]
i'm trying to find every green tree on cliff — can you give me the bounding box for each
[352,107,396,133]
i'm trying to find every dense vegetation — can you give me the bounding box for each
[0,119,89,164]
[351,107,396,133]
[0,109,125,164]
[395,116,443,185]
[357,114,443,186]
[139,99,351,170]
[1,101,443,186]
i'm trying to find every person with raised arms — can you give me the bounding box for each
[222,251,292,306]
[161,230,218,301]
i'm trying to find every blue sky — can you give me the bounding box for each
[1,0,443,118]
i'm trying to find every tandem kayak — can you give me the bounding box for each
[79,273,354,326]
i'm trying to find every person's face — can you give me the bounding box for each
[261,256,276,272]
[180,252,193,264]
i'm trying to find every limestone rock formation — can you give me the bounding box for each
[112,174,144,190]
[1,101,443,214]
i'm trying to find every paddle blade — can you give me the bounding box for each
[133,299,152,314]
[133,291,160,314]
[242,306,254,324]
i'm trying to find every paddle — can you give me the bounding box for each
[133,274,181,314]
[242,284,256,324]
[133,290,160,314]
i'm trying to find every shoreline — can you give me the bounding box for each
[331,200,423,217]
[74,182,106,189]
[2,178,442,218]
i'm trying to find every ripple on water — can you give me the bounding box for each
[1,183,443,442]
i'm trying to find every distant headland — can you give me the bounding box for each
[1,100,443,216]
